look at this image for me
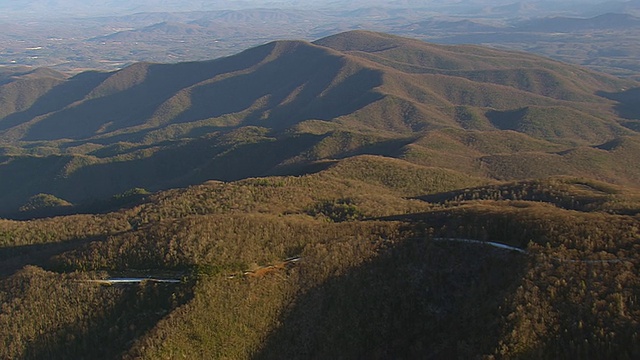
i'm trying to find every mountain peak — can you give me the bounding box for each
[314,30,417,52]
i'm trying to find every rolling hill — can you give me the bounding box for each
[1,158,640,359]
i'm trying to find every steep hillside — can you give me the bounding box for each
[1,40,386,142]
[0,68,68,120]
[314,31,633,98]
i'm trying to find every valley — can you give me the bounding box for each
[2,3,640,80]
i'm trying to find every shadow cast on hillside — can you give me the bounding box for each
[0,71,111,132]
[172,44,384,131]
[18,41,384,142]
[23,280,194,360]
[1,129,415,215]
[55,133,326,203]
[21,44,277,141]
[254,237,528,359]
[1,197,148,221]
[0,237,102,278]
[0,232,129,278]
[485,107,527,131]
[51,132,412,205]
[597,87,640,120]
[341,136,418,159]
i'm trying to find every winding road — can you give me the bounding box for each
[433,237,527,253]
[432,237,632,263]
[81,277,182,285]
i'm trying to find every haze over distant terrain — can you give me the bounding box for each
[0,1,632,17]
[1,0,640,78]
[2,3,640,358]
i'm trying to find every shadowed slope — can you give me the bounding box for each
[598,87,640,121]
[0,74,66,121]
[8,40,386,141]
[0,71,111,137]
[486,106,631,144]
[255,237,526,359]
[20,43,280,140]
[167,41,384,130]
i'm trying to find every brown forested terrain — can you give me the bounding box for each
[1,160,639,359]
[1,31,640,359]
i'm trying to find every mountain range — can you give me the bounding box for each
[2,1,638,18]
[0,30,639,216]
[515,12,640,32]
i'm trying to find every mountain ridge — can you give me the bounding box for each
[1,31,636,143]
[0,30,638,214]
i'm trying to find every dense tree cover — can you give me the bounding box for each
[0,214,131,248]
[421,176,640,215]
[1,164,639,359]
[18,193,72,213]
[0,266,191,360]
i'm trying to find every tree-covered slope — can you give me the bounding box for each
[1,167,640,359]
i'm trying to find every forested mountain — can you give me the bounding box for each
[2,163,640,359]
[0,30,638,215]
[1,31,640,359]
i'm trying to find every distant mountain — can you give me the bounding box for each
[0,0,288,18]
[0,30,638,215]
[517,12,640,32]
[485,1,541,16]
[405,18,505,33]
[582,0,640,16]
[91,22,219,42]
[210,8,319,22]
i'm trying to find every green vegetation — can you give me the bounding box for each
[420,176,640,215]
[306,198,365,222]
